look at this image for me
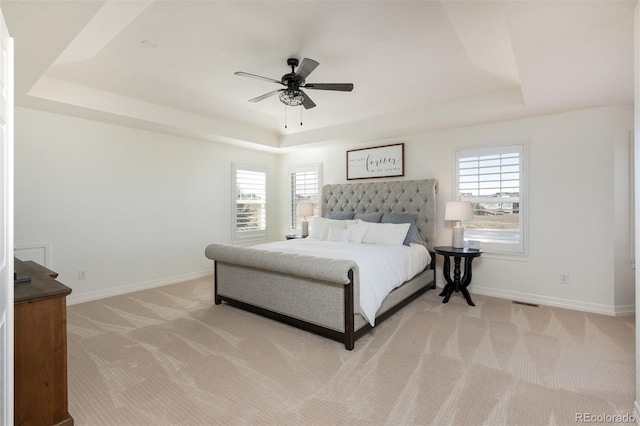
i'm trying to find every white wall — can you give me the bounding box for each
[14,103,634,315]
[14,107,280,304]
[279,105,634,315]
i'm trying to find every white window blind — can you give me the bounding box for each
[232,163,266,239]
[455,143,526,254]
[289,164,322,231]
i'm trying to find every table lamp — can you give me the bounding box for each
[445,201,473,248]
[296,203,314,237]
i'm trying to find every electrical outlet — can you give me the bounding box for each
[78,270,87,280]
[560,273,569,285]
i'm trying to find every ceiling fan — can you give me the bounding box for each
[234,57,354,109]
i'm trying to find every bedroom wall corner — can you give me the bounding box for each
[613,106,636,315]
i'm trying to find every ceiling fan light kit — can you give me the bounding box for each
[235,57,354,127]
[279,89,305,106]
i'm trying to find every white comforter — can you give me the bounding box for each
[252,239,430,326]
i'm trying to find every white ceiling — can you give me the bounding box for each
[1,0,635,151]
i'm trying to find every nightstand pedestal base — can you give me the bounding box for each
[434,246,483,306]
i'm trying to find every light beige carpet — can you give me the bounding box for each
[67,276,634,425]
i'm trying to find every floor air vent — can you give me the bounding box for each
[512,300,540,308]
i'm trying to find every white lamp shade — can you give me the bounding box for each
[296,203,314,217]
[444,201,473,221]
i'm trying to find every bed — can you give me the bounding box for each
[204,178,438,350]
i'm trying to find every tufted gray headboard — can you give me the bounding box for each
[321,179,439,252]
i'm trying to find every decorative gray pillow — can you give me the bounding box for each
[381,213,424,246]
[325,212,355,220]
[354,213,383,223]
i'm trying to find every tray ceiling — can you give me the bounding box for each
[1,0,634,150]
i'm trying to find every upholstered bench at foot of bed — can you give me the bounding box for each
[206,243,361,349]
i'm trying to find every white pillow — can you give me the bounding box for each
[307,216,331,239]
[308,216,327,239]
[309,217,349,240]
[348,223,368,243]
[321,220,347,240]
[327,227,352,242]
[362,222,411,246]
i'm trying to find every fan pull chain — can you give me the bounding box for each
[284,106,304,129]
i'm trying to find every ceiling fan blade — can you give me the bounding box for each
[295,58,320,80]
[303,83,354,92]
[248,89,283,103]
[235,71,284,85]
[300,90,316,109]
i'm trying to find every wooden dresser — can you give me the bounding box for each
[14,258,73,426]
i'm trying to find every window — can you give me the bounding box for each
[232,163,267,239]
[289,164,322,231]
[454,143,526,254]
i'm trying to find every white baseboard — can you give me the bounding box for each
[470,285,624,316]
[435,275,635,316]
[67,270,213,305]
[614,304,636,316]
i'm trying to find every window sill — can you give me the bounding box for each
[477,251,529,262]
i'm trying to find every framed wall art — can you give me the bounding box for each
[346,143,404,180]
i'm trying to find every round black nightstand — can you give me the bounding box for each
[285,234,307,240]
[434,246,483,306]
